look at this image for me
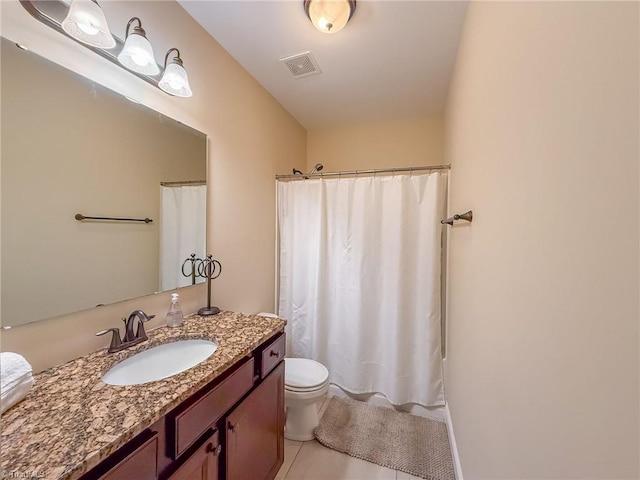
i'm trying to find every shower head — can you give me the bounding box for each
[309,163,324,175]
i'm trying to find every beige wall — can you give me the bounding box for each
[2,40,205,326]
[0,0,306,372]
[306,116,443,172]
[444,2,639,479]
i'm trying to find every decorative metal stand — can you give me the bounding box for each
[181,253,200,285]
[197,254,222,316]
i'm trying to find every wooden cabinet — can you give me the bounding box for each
[258,334,285,379]
[226,361,284,480]
[167,430,220,480]
[96,432,158,480]
[169,358,254,459]
[82,333,285,480]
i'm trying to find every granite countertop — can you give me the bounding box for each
[0,312,286,480]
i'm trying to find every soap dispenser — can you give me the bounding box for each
[166,293,184,328]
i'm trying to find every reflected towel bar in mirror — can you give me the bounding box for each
[75,213,153,224]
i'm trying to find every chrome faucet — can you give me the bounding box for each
[96,310,155,353]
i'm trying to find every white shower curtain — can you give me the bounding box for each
[160,185,207,291]
[277,173,446,407]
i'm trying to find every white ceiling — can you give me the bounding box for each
[178,1,468,129]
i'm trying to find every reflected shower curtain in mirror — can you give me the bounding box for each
[160,185,207,291]
[277,173,446,406]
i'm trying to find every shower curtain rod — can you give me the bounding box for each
[275,164,450,180]
[160,180,206,186]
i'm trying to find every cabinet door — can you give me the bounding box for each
[91,431,158,480]
[226,361,284,480]
[167,430,220,480]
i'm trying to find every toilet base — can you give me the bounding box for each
[284,385,329,441]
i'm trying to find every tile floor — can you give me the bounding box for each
[276,397,424,480]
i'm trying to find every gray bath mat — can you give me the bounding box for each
[314,396,455,480]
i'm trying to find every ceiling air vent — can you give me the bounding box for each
[279,51,322,78]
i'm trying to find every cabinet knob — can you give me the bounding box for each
[206,443,222,456]
[228,422,239,432]
[270,350,280,357]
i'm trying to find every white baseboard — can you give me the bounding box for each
[444,402,464,480]
[327,384,446,421]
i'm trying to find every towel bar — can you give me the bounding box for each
[441,210,473,225]
[75,213,153,224]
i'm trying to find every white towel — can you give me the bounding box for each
[1,352,32,386]
[1,352,34,414]
[1,374,34,414]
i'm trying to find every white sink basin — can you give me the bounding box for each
[102,339,218,386]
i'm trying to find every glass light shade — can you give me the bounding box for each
[159,62,192,98]
[117,33,160,75]
[61,0,115,48]
[305,0,355,34]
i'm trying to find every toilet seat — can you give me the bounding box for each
[285,382,329,393]
[285,358,329,391]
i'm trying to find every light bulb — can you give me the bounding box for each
[132,53,148,66]
[77,21,99,36]
[61,0,115,48]
[159,57,193,98]
[318,17,330,30]
[117,22,160,76]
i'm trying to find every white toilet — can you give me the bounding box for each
[284,357,330,441]
[256,313,330,441]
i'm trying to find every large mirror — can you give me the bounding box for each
[1,37,207,328]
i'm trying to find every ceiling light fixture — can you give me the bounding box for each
[117,17,159,75]
[159,48,193,98]
[61,0,115,48]
[304,0,356,34]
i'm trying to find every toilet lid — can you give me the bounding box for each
[285,358,329,390]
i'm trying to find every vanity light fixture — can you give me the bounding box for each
[117,17,160,75]
[159,48,193,98]
[61,0,115,49]
[304,0,356,34]
[20,0,194,98]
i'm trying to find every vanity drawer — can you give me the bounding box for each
[171,357,254,459]
[260,333,285,379]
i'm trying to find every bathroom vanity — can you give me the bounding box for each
[0,313,286,480]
